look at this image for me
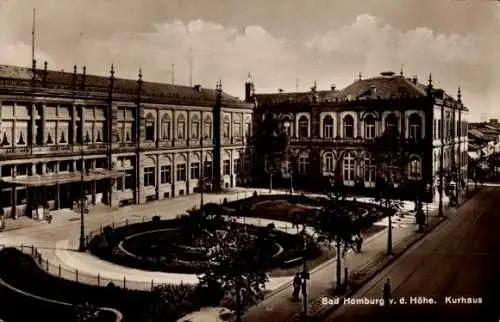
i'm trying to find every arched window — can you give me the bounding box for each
[343,152,355,185]
[363,153,376,187]
[364,115,375,139]
[323,152,335,174]
[177,114,186,139]
[343,115,354,138]
[385,113,398,134]
[223,116,230,138]
[282,159,291,177]
[161,115,171,140]
[281,117,292,137]
[323,115,334,138]
[298,116,309,138]
[408,155,422,179]
[191,115,200,139]
[409,113,422,140]
[298,151,310,174]
[145,113,155,141]
[204,116,212,139]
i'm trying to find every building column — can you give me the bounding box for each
[186,153,190,194]
[138,154,146,204]
[11,183,16,219]
[156,154,161,200]
[109,178,119,208]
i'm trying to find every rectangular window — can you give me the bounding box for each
[176,164,186,182]
[160,165,171,184]
[190,162,200,180]
[234,159,241,175]
[191,122,199,139]
[223,123,230,138]
[204,161,212,179]
[204,122,212,138]
[299,157,309,174]
[233,124,241,138]
[125,170,133,189]
[143,167,155,187]
[223,160,231,175]
[438,120,442,139]
[145,121,155,141]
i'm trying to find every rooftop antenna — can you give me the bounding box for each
[400,64,404,76]
[189,47,193,87]
[171,63,175,84]
[31,8,36,66]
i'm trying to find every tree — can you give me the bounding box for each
[197,219,271,322]
[310,181,362,290]
[180,203,228,242]
[368,127,404,254]
[253,112,290,189]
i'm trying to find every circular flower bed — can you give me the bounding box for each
[88,218,321,274]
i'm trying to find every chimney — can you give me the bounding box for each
[193,84,202,92]
[330,84,336,91]
[81,66,86,90]
[42,61,48,86]
[370,85,376,95]
[245,72,254,103]
[412,76,418,84]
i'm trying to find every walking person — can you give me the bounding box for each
[355,234,363,253]
[382,278,392,307]
[292,272,301,301]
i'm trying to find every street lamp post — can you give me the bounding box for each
[200,135,204,210]
[78,133,87,252]
[386,181,398,256]
[300,224,309,320]
[290,169,294,195]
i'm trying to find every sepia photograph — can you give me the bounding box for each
[0,0,499,321]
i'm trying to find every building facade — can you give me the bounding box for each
[250,71,468,203]
[0,62,254,218]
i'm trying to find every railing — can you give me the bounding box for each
[0,243,169,291]
[290,137,368,145]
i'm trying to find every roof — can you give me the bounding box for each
[334,74,428,100]
[255,89,339,104]
[468,129,485,139]
[0,64,244,105]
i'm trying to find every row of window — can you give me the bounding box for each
[286,113,422,139]
[144,114,252,142]
[433,150,468,171]
[433,118,468,140]
[285,152,422,181]
[140,159,244,187]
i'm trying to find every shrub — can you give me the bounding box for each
[103,226,113,236]
[152,215,161,223]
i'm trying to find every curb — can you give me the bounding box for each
[288,217,446,321]
[308,192,477,320]
[262,226,388,300]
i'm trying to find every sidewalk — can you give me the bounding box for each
[242,188,475,322]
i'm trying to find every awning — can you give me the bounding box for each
[1,169,126,187]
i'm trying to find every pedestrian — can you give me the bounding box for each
[292,273,301,300]
[382,278,392,307]
[355,235,363,253]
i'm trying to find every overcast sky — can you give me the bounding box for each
[0,0,499,121]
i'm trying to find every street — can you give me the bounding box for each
[323,187,500,322]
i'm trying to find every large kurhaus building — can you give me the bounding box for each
[249,71,469,203]
[0,62,254,218]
